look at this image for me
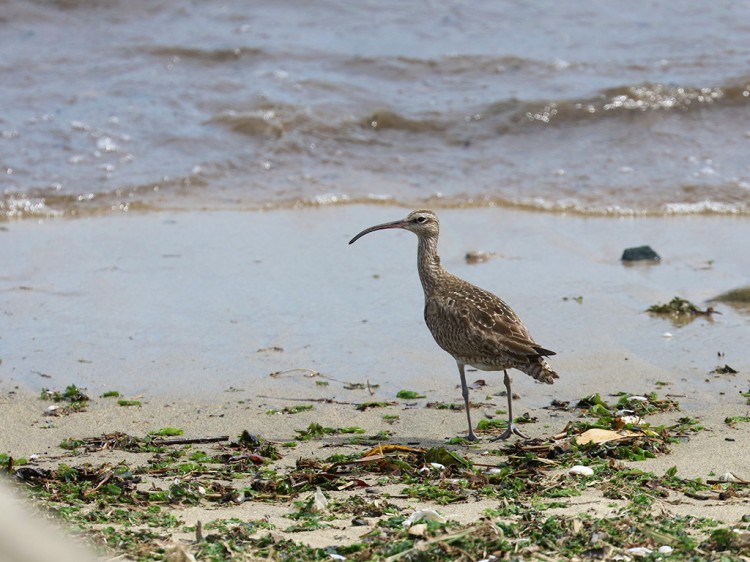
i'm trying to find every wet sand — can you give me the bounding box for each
[2,206,749,398]
[1,206,750,554]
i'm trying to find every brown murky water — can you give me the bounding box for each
[3,0,750,219]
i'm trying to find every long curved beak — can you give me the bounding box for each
[349,219,408,245]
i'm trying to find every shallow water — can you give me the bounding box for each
[3,0,750,219]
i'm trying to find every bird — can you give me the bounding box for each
[349,209,558,441]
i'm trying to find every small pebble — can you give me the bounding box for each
[465,250,494,264]
[408,523,427,537]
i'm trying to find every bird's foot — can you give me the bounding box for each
[489,423,529,441]
[465,431,479,442]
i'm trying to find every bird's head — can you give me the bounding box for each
[349,209,440,244]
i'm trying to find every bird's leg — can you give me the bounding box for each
[490,370,530,441]
[457,363,478,441]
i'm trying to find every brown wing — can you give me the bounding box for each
[424,280,553,364]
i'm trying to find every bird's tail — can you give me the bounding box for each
[523,357,559,385]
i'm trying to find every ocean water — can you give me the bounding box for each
[2,0,750,219]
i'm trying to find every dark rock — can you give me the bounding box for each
[621,245,660,262]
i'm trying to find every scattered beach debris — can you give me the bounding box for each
[149,427,184,437]
[647,296,720,325]
[267,404,315,415]
[709,472,750,485]
[355,401,397,411]
[270,368,321,378]
[153,435,230,446]
[621,245,660,263]
[710,364,738,375]
[724,415,750,428]
[342,381,380,392]
[424,447,471,469]
[40,384,89,403]
[3,389,748,561]
[545,399,570,410]
[40,384,89,415]
[710,286,750,304]
[426,401,465,410]
[562,295,583,304]
[294,422,366,442]
[396,389,426,399]
[574,428,641,446]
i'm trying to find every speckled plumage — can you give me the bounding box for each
[350,209,558,441]
[423,273,557,382]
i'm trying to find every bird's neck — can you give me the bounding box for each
[416,235,443,295]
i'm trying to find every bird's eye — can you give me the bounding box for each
[415,216,427,224]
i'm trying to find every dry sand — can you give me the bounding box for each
[1,206,749,555]
[1,381,749,554]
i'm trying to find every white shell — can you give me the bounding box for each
[403,509,446,527]
[313,487,328,511]
[718,472,743,482]
[627,546,653,556]
[617,415,642,426]
[568,465,594,476]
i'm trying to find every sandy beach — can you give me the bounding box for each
[2,206,750,559]
[5,2,750,558]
